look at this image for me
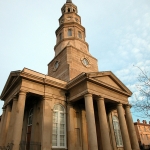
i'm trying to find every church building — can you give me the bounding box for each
[0,0,140,150]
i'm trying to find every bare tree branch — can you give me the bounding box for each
[132,66,150,118]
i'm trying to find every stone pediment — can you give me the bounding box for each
[0,71,21,99]
[0,68,67,100]
[87,71,132,95]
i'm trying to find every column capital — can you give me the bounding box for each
[19,90,27,96]
[6,103,11,109]
[96,95,104,101]
[125,103,132,108]
[117,102,123,107]
[2,107,6,111]
[84,93,92,98]
[12,95,18,101]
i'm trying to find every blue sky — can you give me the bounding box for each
[0,0,150,121]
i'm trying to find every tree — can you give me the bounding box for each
[132,66,150,118]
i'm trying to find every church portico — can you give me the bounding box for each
[0,0,140,150]
[0,69,140,150]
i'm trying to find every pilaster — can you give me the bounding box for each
[41,95,52,150]
[67,102,75,150]
[81,108,88,150]
[0,103,11,147]
[0,108,6,147]
[6,96,17,145]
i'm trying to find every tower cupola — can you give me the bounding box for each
[48,0,98,81]
[54,0,88,56]
[61,0,78,14]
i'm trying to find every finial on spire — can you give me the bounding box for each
[66,0,72,3]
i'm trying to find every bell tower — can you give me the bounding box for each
[48,0,98,82]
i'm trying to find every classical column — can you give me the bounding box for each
[117,103,132,150]
[84,94,98,150]
[12,90,26,150]
[0,107,6,147]
[97,97,112,150]
[0,104,11,147]
[41,95,52,150]
[125,104,140,150]
[81,108,88,150]
[67,103,75,150]
[0,108,6,140]
[6,96,18,145]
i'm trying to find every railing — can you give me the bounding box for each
[0,143,13,150]
[19,141,41,150]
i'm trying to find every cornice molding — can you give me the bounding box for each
[67,72,132,97]
[0,74,20,100]
[20,71,67,90]
[55,22,85,35]
[54,37,88,50]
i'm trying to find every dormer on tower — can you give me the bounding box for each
[48,0,98,82]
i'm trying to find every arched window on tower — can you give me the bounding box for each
[68,29,72,36]
[68,8,71,12]
[78,31,82,39]
[112,116,123,147]
[52,104,66,148]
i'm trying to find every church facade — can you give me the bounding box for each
[0,1,140,150]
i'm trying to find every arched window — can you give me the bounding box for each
[52,104,66,148]
[68,8,71,12]
[112,116,123,147]
[68,29,72,36]
[78,31,82,39]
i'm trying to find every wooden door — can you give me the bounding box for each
[26,125,32,150]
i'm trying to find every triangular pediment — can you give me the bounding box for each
[0,71,21,99]
[87,71,132,95]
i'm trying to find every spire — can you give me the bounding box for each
[66,0,72,3]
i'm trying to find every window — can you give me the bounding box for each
[68,29,72,36]
[52,104,66,148]
[28,108,33,126]
[68,8,71,12]
[54,61,59,69]
[112,116,123,147]
[78,31,82,39]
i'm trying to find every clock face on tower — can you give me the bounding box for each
[53,61,60,71]
[81,57,90,67]
[82,58,89,66]
[54,61,59,69]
